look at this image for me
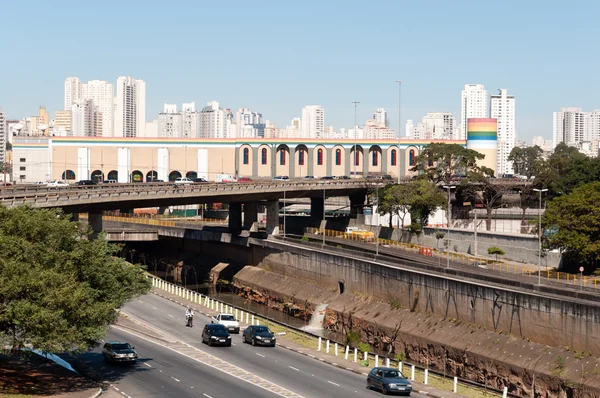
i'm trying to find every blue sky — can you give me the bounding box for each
[1,0,599,141]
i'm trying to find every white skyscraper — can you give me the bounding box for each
[199,101,226,138]
[158,104,182,138]
[81,80,114,137]
[115,76,146,138]
[64,77,82,110]
[460,84,488,139]
[490,89,516,175]
[553,107,586,149]
[71,100,101,137]
[373,108,388,127]
[301,105,324,138]
[0,107,6,166]
[407,113,457,140]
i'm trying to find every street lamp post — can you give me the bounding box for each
[395,80,403,184]
[352,101,360,178]
[443,185,456,268]
[322,187,326,247]
[376,184,379,256]
[283,185,287,238]
[533,188,548,285]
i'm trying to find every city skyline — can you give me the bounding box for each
[1,1,599,142]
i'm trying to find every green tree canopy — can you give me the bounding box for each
[507,146,543,178]
[408,180,448,227]
[542,182,600,268]
[0,206,151,353]
[410,143,492,183]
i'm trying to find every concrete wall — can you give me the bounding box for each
[256,240,600,355]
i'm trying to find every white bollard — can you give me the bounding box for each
[345,345,349,360]
[256,319,259,326]
[235,309,239,319]
[386,358,390,367]
[502,386,508,398]
[246,312,249,324]
[424,369,428,385]
[354,348,358,362]
[220,302,224,313]
[251,315,255,325]
[453,377,458,393]
[152,278,156,287]
[363,352,368,362]
[410,365,415,381]
[326,340,330,354]
[318,337,322,351]
[203,296,208,306]
[334,343,338,356]
[399,362,403,374]
[375,354,379,367]
[225,305,228,313]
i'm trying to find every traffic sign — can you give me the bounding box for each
[579,266,584,273]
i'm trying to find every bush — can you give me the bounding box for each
[395,352,407,362]
[301,236,310,242]
[358,342,371,354]
[345,330,361,347]
[360,359,370,367]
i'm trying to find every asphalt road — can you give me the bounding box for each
[101,293,427,397]
[81,327,275,397]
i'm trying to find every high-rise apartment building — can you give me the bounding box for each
[235,108,265,138]
[363,119,395,140]
[54,110,72,132]
[71,100,101,137]
[407,112,457,140]
[490,89,516,174]
[199,101,226,138]
[553,107,586,148]
[373,108,388,128]
[301,105,324,138]
[158,104,183,138]
[460,84,488,139]
[181,102,200,138]
[115,76,146,137]
[64,77,82,110]
[81,80,114,137]
[0,107,6,167]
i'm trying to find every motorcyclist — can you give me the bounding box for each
[185,307,194,327]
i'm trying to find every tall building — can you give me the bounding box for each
[460,84,488,139]
[407,112,456,140]
[71,100,101,137]
[0,107,6,167]
[199,101,226,138]
[64,77,82,110]
[490,89,516,175]
[157,104,183,138]
[301,105,324,138]
[54,110,72,132]
[532,136,553,152]
[81,80,114,137]
[553,107,585,148]
[373,108,388,127]
[363,119,395,140]
[181,102,199,138]
[114,76,145,138]
[235,108,265,138]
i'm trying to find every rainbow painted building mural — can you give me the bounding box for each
[467,118,497,175]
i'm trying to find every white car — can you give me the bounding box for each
[211,313,240,334]
[47,180,69,188]
[173,177,194,185]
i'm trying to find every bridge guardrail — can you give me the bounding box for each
[79,213,228,227]
[306,227,600,289]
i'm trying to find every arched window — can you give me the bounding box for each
[280,150,286,165]
[335,149,341,166]
[261,148,267,165]
[298,150,304,165]
[409,149,415,166]
[355,150,360,166]
[372,151,378,166]
[243,148,249,165]
[317,149,323,165]
[391,149,397,166]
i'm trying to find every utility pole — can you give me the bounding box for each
[322,187,326,247]
[533,188,548,284]
[352,101,360,178]
[443,185,456,268]
[395,80,403,184]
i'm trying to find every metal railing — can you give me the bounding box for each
[79,213,228,227]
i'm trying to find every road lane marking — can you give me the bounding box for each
[289,366,300,371]
[152,306,157,310]
[256,353,265,358]
[203,394,212,398]
[171,377,180,382]
[327,381,340,386]
[112,325,306,398]
[144,362,152,367]
[168,314,174,318]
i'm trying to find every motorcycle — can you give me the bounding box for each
[186,314,194,327]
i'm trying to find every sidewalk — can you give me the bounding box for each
[0,352,102,398]
[152,286,476,398]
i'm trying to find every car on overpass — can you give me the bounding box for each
[47,180,69,188]
[76,180,97,186]
[192,177,208,183]
[174,177,194,186]
[273,175,289,181]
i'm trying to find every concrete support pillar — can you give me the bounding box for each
[265,200,279,234]
[307,148,314,178]
[69,213,80,222]
[88,213,103,240]
[381,149,388,175]
[243,202,259,229]
[310,197,324,227]
[325,147,333,177]
[228,202,242,233]
[350,194,365,219]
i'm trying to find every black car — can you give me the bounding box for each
[193,177,208,183]
[102,341,138,364]
[202,324,232,346]
[76,180,97,186]
[242,325,276,347]
[367,367,412,395]
[320,176,334,180]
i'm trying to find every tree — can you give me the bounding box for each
[457,178,513,231]
[409,180,448,227]
[507,146,543,178]
[376,183,417,231]
[0,206,151,354]
[487,246,505,262]
[542,182,600,270]
[410,143,491,184]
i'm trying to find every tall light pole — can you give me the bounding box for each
[395,80,403,184]
[443,185,455,268]
[533,188,548,284]
[322,187,326,247]
[375,183,379,255]
[352,101,360,178]
[283,184,287,238]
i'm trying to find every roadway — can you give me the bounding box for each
[85,293,427,397]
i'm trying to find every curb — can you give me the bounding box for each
[152,291,451,398]
[88,387,104,398]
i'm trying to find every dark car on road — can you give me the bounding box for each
[76,180,97,186]
[367,367,412,395]
[193,177,208,183]
[102,341,138,364]
[202,324,232,346]
[242,325,276,347]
